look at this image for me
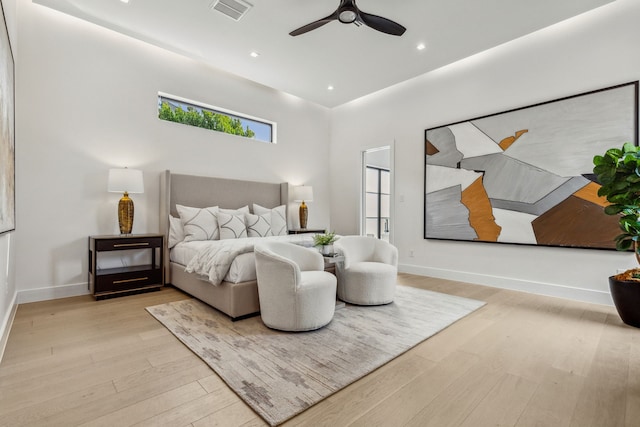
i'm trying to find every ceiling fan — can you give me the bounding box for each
[289,0,406,37]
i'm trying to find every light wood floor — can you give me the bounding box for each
[0,274,637,426]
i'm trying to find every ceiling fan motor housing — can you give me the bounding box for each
[339,8,357,23]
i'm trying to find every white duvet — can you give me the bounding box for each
[172,234,316,285]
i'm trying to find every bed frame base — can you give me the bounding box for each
[169,262,260,320]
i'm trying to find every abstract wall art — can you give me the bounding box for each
[0,1,14,235]
[424,81,639,249]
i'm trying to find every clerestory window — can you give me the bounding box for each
[158,93,276,143]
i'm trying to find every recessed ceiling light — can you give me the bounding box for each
[327,85,334,91]
[416,43,426,51]
[250,51,259,58]
[120,0,130,3]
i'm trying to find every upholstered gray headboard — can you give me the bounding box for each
[159,170,289,282]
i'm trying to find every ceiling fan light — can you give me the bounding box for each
[338,9,357,23]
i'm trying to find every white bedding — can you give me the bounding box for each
[170,234,316,284]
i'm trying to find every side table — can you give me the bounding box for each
[323,254,344,275]
[88,234,164,300]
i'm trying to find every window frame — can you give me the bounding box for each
[157,92,277,144]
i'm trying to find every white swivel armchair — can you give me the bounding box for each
[254,241,337,331]
[334,236,398,305]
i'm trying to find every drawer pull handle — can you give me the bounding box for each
[113,277,149,284]
[113,243,150,248]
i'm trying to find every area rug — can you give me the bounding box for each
[146,285,485,426]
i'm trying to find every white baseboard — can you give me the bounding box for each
[399,264,613,306]
[17,282,90,304]
[0,292,18,364]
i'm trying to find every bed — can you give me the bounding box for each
[159,170,315,320]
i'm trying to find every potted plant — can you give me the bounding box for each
[313,232,338,256]
[593,142,640,327]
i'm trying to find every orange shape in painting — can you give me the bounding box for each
[574,181,609,208]
[499,129,529,151]
[461,176,502,242]
[426,139,440,155]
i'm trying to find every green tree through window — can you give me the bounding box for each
[158,95,274,142]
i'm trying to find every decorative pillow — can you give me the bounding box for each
[245,213,272,238]
[217,211,248,240]
[220,205,250,215]
[176,204,220,241]
[253,204,287,236]
[168,215,185,248]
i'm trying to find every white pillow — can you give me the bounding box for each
[245,213,272,237]
[168,215,185,248]
[253,204,287,236]
[220,205,250,215]
[176,205,220,241]
[217,211,248,240]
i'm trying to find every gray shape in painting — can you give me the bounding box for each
[426,127,463,167]
[470,84,636,177]
[461,153,570,205]
[426,185,477,240]
[491,175,591,216]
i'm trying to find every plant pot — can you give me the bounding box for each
[321,244,333,256]
[609,276,640,328]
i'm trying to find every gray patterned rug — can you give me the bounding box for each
[146,285,485,426]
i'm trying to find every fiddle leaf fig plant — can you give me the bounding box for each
[593,142,640,257]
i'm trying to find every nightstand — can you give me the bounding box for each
[88,234,164,300]
[288,228,326,235]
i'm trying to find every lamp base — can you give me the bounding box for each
[118,192,134,234]
[299,201,308,229]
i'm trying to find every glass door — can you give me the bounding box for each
[365,167,391,241]
[362,146,393,242]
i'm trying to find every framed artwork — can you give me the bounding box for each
[0,0,14,235]
[424,81,639,250]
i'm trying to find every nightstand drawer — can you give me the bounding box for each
[95,236,163,251]
[95,269,162,293]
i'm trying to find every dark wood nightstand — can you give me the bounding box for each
[288,228,326,235]
[88,234,164,300]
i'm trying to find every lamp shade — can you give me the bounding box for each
[108,168,144,194]
[293,185,313,202]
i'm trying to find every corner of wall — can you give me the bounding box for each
[0,290,17,363]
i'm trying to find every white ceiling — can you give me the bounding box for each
[33,0,614,108]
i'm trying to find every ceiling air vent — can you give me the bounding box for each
[210,0,252,21]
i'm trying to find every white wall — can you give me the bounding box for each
[0,0,18,359]
[13,0,331,302]
[330,0,640,305]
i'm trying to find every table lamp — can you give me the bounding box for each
[294,185,313,229]
[108,168,144,234]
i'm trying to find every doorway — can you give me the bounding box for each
[362,146,393,242]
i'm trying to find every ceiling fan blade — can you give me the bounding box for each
[289,13,338,36]
[359,11,406,36]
